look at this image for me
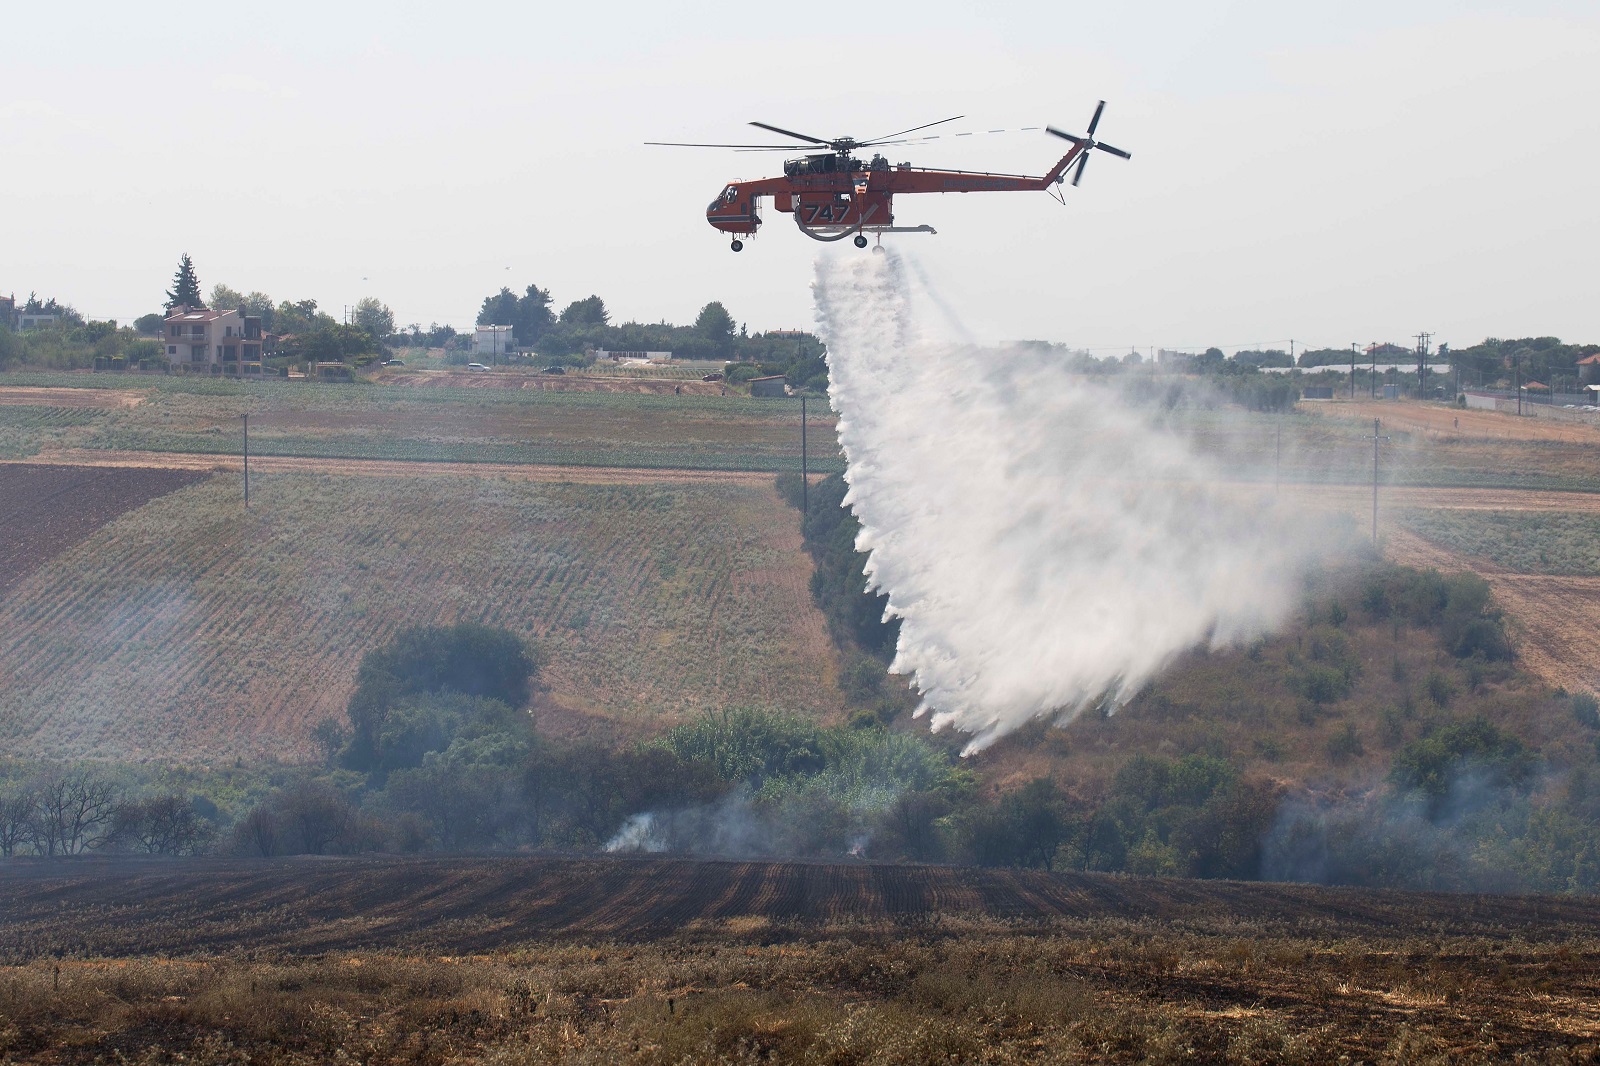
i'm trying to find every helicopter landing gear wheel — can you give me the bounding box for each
[853,234,868,249]
[730,239,744,252]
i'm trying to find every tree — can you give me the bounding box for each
[694,301,737,360]
[166,254,203,309]
[559,295,609,327]
[354,297,395,338]
[210,283,246,311]
[0,789,36,856]
[33,772,121,855]
[133,313,165,335]
[113,795,216,855]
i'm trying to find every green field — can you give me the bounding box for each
[1392,507,1600,574]
[0,471,844,761]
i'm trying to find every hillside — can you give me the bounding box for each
[0,467,844,760]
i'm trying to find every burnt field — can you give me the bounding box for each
[3,857,1600,1063]
[3,854,1596,958]
[0,463,207,596]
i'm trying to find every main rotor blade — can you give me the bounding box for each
[749,121,831,145]
[1045,126,1084,144]
[1086,100,1106,137]
[646,141,803,149]
[861,115,964,145]
[1094,141,1132,160]
[1071,153,1091,187]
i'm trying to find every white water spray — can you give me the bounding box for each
[814,252,1319,752]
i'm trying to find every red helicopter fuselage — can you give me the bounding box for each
[705,143,1090,243]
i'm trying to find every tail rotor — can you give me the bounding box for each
[1046,101,1131,187]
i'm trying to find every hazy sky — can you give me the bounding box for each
[5,1,1596,352]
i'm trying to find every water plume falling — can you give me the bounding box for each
[814,251,1319,752]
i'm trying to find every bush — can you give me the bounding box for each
[341,623,542,772]
[1573,692,1600,730]
[1325,723,1364,765]
[1389,717,1537,807]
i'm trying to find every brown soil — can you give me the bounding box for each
[3,448,786,485]
[1310,397,1600,443]
[1384,526,1600,693]
[0,385,145,409]
[0,464,206,596]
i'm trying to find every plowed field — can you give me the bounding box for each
[2,854,1594,957]
[0,464,205,596]
[0,471,842,760]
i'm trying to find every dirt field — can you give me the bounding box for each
[7,448,784,485]
[1,857,1597,1062]
[1310,397,1600,444]
[1382,525,1600,694]
[0,464,205,597]
[0,385,144,409]
[0,471,842,760]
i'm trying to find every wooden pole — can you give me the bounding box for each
[242,413,249,507]
[800,393,808,515]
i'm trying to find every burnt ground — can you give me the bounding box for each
[0,464,207,597]
[2,854,1596,958]
[3,856,1600,1062]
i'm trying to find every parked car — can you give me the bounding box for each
[466,362,491,371]
[541,365,566,375]
[382,358,405,366]
[702,372,724,382]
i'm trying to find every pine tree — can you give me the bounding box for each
[165,254,203,309]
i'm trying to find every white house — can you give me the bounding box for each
[163,306,264,369]
[473,325,514,358]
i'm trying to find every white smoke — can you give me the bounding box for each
[813,251,1321,753]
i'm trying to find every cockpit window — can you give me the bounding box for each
[723,186,738,202]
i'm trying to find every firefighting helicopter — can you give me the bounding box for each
[647,102,1130,251]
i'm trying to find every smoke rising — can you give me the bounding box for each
[813,252,1321,752]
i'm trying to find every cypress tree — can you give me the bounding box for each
[165,254,203,309]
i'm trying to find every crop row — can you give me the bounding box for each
[0,473,842,761]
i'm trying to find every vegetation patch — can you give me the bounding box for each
[1394,506,1600,575]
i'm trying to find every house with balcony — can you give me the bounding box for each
[163,306,264,371]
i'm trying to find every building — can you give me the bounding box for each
[748,374,788,398]
[15,311,57,330]
[0,295,13,329]
[162,306,264,370]
[1577,354,1600,385]
[593,349,673,363]
[473,325,514,359]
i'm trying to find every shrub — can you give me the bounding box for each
[1573,692,1600,730]
[1325,723,1364,765]
[1389,716,1537,807]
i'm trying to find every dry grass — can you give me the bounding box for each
[1,922,1597,1063]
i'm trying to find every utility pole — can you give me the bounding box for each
[800,392,809,514]
[242,413,249,508]
[1350,343,1358,399]
[1369,418,1390,545]
[1414,332,1432,396]
[1370,343,1377,399]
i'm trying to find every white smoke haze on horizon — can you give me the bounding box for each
[813,251,1326,753]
